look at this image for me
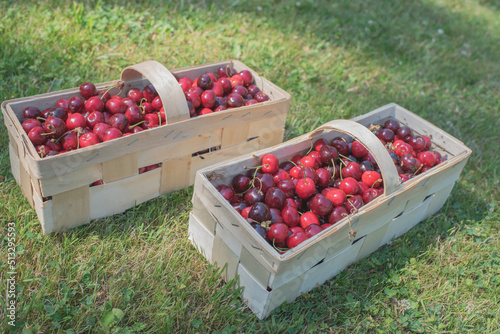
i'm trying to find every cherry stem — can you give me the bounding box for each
[371,179,383,188]
[130,121,145,129]
[299,162,308,184]
[338,153,355,164]
[272,239,289,253]
[305,139,314,156]
[99,85,116,101]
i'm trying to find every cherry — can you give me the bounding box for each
[417,151,437,168]
[22,119,42,133]
[400,153,418,173]
[300,211,320,229]
[85,96,104,113]
[86,111,104,129]
[152,96,163,110]
[248,202,271,223]
[23,106,42,119]
[45,139,61,152]
[125,105,144,125]
[231,174,251,194]
[93,123,111,141]
[304,224,323,239]
[295,177,316,199]
[143,113,159,129]
[276,179,295,198]
[325,188,346,207]
[102,128,123,142]
[210,82,224,97]
[68,96,85,113]
[341,161,362,180]
[409,135,426,153]
[331,137,350,156]
[217,77,232,95]
[254,91,270,102]
[351,140,368,158]
[345,195,364,213]
[254,173,275,193]
[231,85,248,97]
[328,206,348,224]
[286,230,308,249]
[238,70,253,86]
[79,132,100,148]
[281,206,300,227]
[307,193,333,217]
[396,126,413,142]
[244,187,265,206]
[28,127,47,145]
[362,188,380,204]
[299,155,318,169]
[142,83,157,102]
[196,74,213,90]
[267,223,288,243]
[108,113,129,133]
[316,168,331,188]
[79,82,97,99]
[200,90,216,109]
[339,177,360,196]
[66,113,86,131]
[127,88,143,104]
[422,135,432,151]
[240,206,251,218]
[227,93,244,108]
[261,153,279,174]
[97,90,111,103]
[186,91,201,109]
[178,77,193,92]
[265,187,286,209]
[273,168,290,184]
[44,116,67,139]
[217,185,235,202]
[361,170,382,188]
[384,119,400,133]
[46,107,68,121]
[106,97,127,114]
[61,131,79,151]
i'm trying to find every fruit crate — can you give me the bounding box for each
[188,103,471,319]
[1,60,291,234]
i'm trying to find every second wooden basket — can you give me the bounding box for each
[188,103,471,319]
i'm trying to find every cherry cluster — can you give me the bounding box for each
[20,64,269,159]
[216,119,446,253]
[178,64,270,117]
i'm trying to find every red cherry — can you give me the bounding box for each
[267,223,289,243]
[351,140,368,158]
[93,123,111,141]
[127,88,143,104]
[295,177,316,199]
[68,96,85,113]
[102,128,123,142]
[254,91,270,102]
[22,118,42,134]
[286,230,308,249]
[238,70,253,86]
[66,113,86,131]
[300,211,320,229]
[79,132,100,148]
[28,127,47,145]
[23,106,42,119]
[61,131,78,151]
[328,206,349,224]
[261,154,279,174]
[281,206,300,227]
[361,170,382,188]
[304,224,323,239]
[142,83,157,102]
[79,82,97,99]
[106,97,127,114]
[85,96,104,113]
[339,177,360,196]
[325,188,347,207]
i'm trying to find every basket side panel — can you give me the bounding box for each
[52,186,91,232]
[102,153,139,183]
[188,212,215,263]
[89,167,161,220]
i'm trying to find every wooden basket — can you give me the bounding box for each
[188,103,472,319]
[1,60,291,234]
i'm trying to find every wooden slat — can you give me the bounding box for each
[221,123,250,148]
[212,234,239,282]
[188,212,215,263]
[89,167,161,220]
[8,143,21,185]
[39,164,102,197]
[160,154,191,194]
[52,186,91,232]
[32,189,55,234]
[102,153,138,183]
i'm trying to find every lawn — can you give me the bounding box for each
[0,0,499,333]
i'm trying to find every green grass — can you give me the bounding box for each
[0,0,499,332]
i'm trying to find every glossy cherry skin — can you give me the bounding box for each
[361,170,382,188]
[307,193,334,217]
[300,211,320,229]
[265,187,286,209]
[345,195,364,213]
[227,93,244,108]
[217,185,235,202]
[44,116,67,139]
[142,83,157,102]
[197,74,213,90]
[244,187,265,206]
[254,91,270,102]
[79,132,100,148]
[79,82,97,99]
[286,230,308,249]
[328,206,349,224]
[261,154,279,174]
[341,162,362,180]
[23,106,42,120]
[325,188,347,207]
[66,113,86,131]
[93,123,111,141]
[248,202,271,223]
[305,224,323,239]
[108,113,129,133]
[231,174,251,194]
[22,119,42,134]
[102,128,123,142]
[295,177,316,199]
[351,140,368,158]
[106,97,127,114]
[339,177,360,196]
[281,206,300,227]
[28,127,47,145]
[68,96,85,113]
[60,131,78,151]
[127,88,143,104]
[86,111,104,129]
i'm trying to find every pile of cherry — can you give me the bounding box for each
[216,119,447,253]
[20,64,270,159]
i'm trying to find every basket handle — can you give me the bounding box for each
[309,119,401,196]
[120,60,190,125]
